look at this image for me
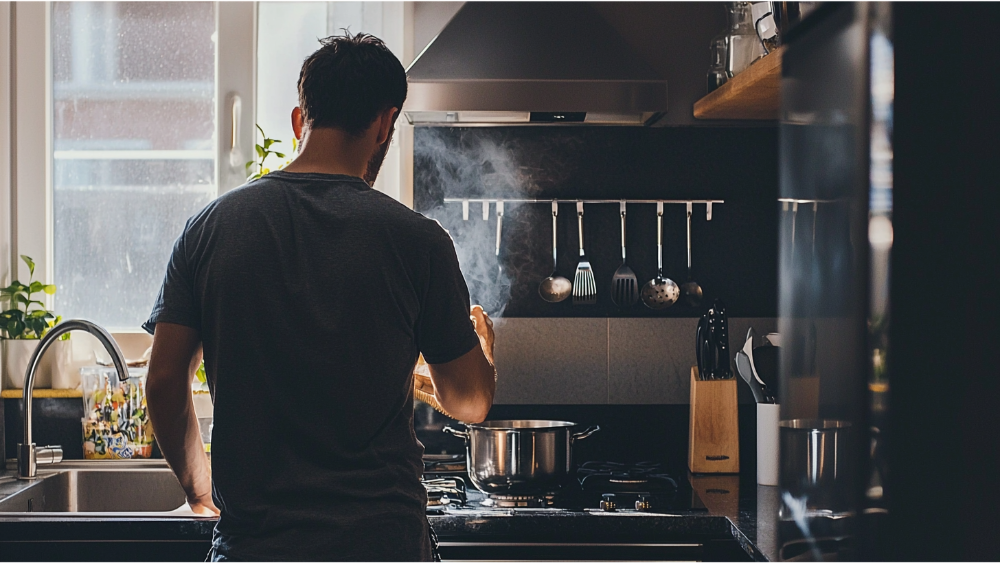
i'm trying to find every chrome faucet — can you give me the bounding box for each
[17,319,129,479]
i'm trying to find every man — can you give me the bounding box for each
[143,33,497,561]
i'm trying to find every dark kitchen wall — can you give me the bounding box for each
[413,126,779,405]
[414,126,779,319]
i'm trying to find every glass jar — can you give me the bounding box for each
[725,2,766,78]
[707,34,729,93]
[81,367,154,459]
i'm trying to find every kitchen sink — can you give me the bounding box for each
[0,460,200,517]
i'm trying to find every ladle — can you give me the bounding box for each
[681,202,704,306]
[641,202,679,310]
[539,201,572,302]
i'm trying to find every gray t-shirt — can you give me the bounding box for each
[144,171,480,561]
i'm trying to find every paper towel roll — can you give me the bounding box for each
[757,403,780,486]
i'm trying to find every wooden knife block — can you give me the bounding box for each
[688,367,740,474]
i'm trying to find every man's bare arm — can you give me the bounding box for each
[145,322,218,516]
[427,306,496,423]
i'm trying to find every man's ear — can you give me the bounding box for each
[375,107,399,145]
[291,107,304,140]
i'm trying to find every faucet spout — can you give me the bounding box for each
[17,319,128,479]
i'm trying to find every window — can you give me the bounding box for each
[256,2,406,200]
[6,2,408,332]
[51,2,217,329]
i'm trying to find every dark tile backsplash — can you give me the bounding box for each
[414,126,779,318]
[493,317,777,405]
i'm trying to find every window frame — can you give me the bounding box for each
[3,1,414,332]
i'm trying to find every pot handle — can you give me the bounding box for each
[571,425,601,442]
[443,426,469,441]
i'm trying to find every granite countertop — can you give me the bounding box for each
[0,469,778,561]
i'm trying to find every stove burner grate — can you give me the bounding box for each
[577,461,679,492]
[423,476,467,507]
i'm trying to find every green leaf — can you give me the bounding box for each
[255,145,265,159]
[274,152,285,159]
[271,139,281,145]
[42,285,56,295]
[256,123,266,138]
[20,255,34,276]
[14,294,30,305]
[29,281,43,294]
[263,138,274,149]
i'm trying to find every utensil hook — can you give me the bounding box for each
[495,201,504,257]
[551,201,559,270]
[686,202,694,271]
[656,201,664,274]
[619,200,627,262]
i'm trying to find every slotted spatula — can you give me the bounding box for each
[573,201,596,305]
[611,201,638,307]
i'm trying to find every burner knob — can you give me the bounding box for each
[600,493,617,512]
[635,494,652,512]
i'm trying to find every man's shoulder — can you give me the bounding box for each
[190,174,450,241]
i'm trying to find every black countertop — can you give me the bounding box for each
[0,471,778,562]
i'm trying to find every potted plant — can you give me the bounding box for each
[0,255,71,389]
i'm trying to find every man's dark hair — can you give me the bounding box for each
[297,32,407,136]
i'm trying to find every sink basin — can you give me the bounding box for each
[0,461,201,517]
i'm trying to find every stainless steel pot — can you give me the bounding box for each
[779,419,852,513]
[443,420,600,494]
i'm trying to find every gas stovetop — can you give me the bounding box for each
[423,460,705,515]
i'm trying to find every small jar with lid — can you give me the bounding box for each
[707,34,729,93]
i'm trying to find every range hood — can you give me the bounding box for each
[403,2,668,126]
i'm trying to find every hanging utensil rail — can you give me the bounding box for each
[448,198,724,221]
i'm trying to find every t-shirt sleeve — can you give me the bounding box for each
[142,227,200,335]
[416,232,481,365]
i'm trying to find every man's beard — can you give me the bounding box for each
[363,125,395,186]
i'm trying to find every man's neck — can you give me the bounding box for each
[281,127,373,178]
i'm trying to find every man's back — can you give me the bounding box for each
[146,171,479,560]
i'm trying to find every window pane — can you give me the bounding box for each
[52,2,216,330]
[256,2,402,153]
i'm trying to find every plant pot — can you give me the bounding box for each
[4,339,44,389]
[49,339,77,389]
[2,338,73,389]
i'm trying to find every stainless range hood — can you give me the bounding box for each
[403,2,668,126]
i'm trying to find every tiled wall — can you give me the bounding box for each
[492,317,777,404]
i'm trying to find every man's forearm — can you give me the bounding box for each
[146,369,212,506]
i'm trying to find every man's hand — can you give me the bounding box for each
[188,494,221,517]
[470,305,495,365]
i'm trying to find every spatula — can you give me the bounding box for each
[572,201,596,305]
[611,201,638,307]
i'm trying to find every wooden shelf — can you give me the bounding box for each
[1,388,82,399]
[693,46,784,120]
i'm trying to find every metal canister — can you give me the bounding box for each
[779,419,852,512]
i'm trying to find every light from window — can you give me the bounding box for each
[52,2,217,330]
[256,2,402,165]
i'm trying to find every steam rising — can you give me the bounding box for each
[415,130,540,319]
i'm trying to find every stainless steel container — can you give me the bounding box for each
[779,419,852,512]
[443,420,599,494]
